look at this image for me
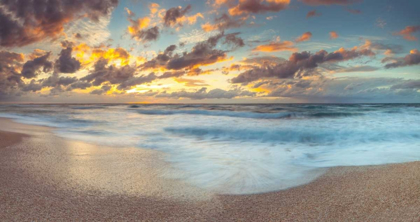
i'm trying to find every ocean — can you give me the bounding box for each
[1,104,419,194]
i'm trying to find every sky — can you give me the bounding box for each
[0,0,419,103]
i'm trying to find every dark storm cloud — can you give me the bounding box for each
[163,4,191,27]
[21,53,53,79]
[231,48,375,84]
[56,47,81,74]
[384,50,420,69]
[0,0,119,47]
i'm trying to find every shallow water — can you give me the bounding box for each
[1,104,419,194]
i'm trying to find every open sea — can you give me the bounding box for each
[1,104,420,194]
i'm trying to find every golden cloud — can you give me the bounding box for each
[253,41,297,52]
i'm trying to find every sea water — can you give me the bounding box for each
[1,104,419,194]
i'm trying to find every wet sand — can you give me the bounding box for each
[0,118,419,221]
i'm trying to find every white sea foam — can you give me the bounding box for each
[0,104,419,194]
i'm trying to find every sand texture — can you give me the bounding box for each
[0,118,419,221]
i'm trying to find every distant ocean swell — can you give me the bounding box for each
[0,104,419,194]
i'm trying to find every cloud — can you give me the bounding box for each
[346,8,362,14]
[161,4,203,29]
[391,80,420,90]
[21,80,43,92]
[306,10,321,18]
[67,81,92,91]
[55,46,81,74]
[149,3,160,16]
[117,73,157,90]
[253,40,297,52]
[163,5,192,27]
[158,71,186,79]
[81,58,141,89]
[179,29,219,45]
[228,0,290,16]
[323,65,379,73]
[64,14,112,46]
[384,49,420,69]
[0,51,25,95]
[72,44,133,67]
[394,25,420,41]
[361,40,403,55]
[141,33,237,71]
[231,47,375,84]
[156,87,255,100]
[21,53,53,79]
[90,85,112,95]
[295,32,313,43]
[209,0,236,8]
[299,0,362,6]
[330,31,339,39]
[202,14,247,32]
[175,78,209,87]
[0,0,118,47]
[242,56,287,65]
[264,77,420,102]
[126,8,160,42]
[0,51,24,71]
[224,32,245,49]
[375,18,386,29]
[136,26,160,42]
[42,73,78,87]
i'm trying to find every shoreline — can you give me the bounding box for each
[0,117,419,221]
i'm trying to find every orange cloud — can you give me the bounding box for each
[330,31,339,39]
[253,41,297,52]
[394,25,420,41]
[175,78,209,87]
[125,8,160,42]
[149,3,160,16]
[72,44,144,67]
[162,5,203,29]
[126,7,151,35]
[295,32,312,43]
[176,13,205,27]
